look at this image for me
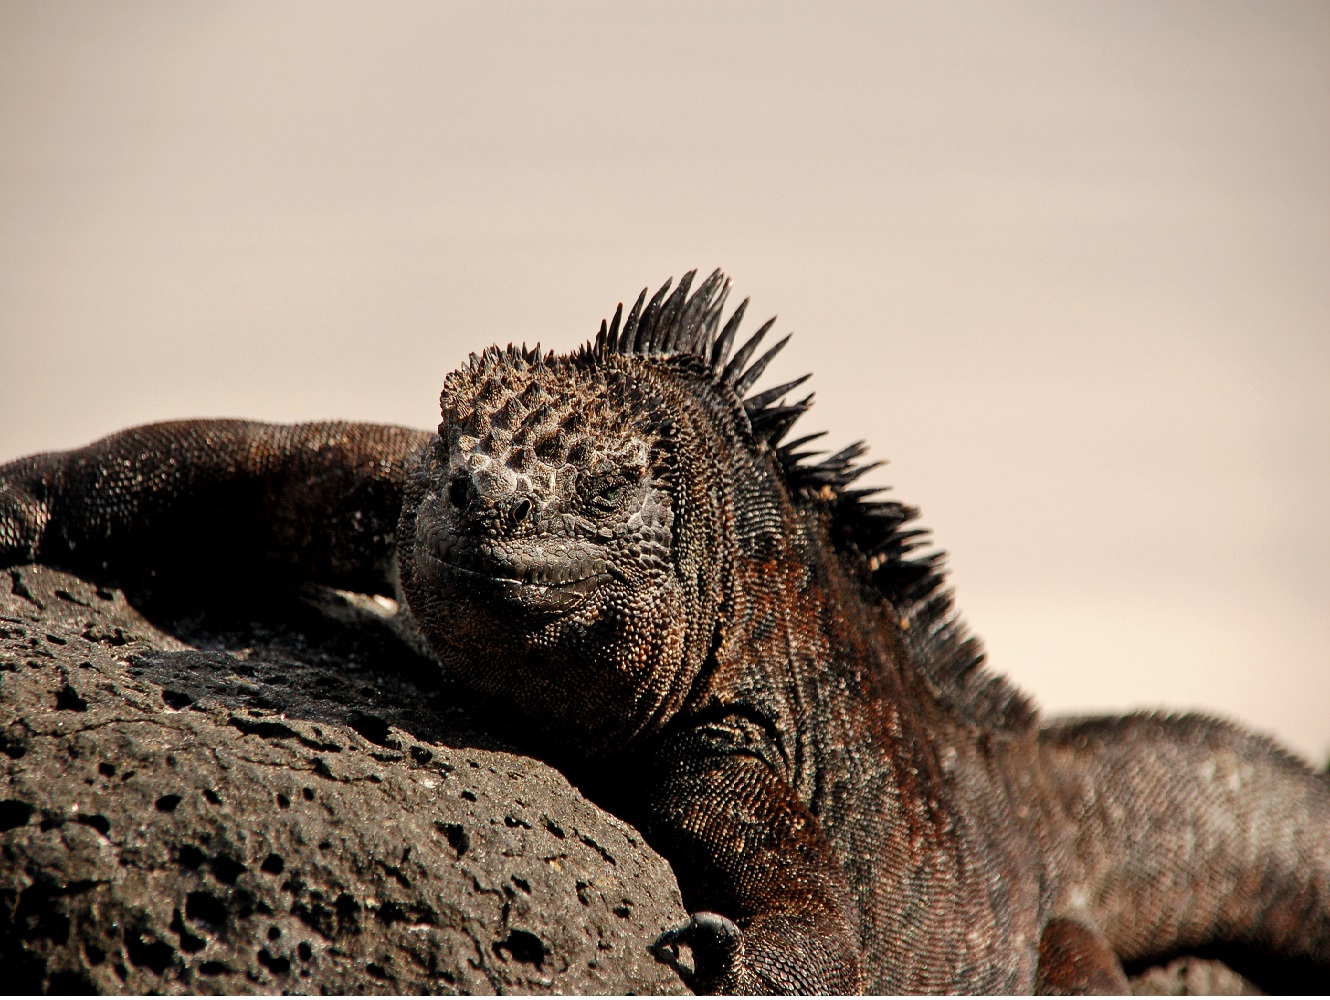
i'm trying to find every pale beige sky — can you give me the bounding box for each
[2,1,1327,760]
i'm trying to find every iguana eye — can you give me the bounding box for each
[579,471,624,511]
[586,479,623,511]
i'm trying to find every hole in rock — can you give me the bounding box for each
[211,854,246,885]
[436,821,469,856]
[55,684,88,712]
[258,948,290,974]
[186,890,228,927]
[161,689,193,708]
[494,929,546,968]
[170,909,205,953]
[123,929,175,975]
[77,814,111,835]
[0,799,32,831]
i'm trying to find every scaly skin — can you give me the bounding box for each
[3,271,1328,993]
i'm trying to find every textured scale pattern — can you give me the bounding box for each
[2,270,1328,993]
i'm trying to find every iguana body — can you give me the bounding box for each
[3,271,1327,992]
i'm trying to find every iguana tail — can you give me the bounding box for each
[1038,712,1330,989]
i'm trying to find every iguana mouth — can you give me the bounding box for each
[437,557,609,595]
[414,527,611,611]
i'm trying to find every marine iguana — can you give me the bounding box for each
[2,270,1328,993]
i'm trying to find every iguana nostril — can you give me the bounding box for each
[512,497,532,523]
[448,475,470,511]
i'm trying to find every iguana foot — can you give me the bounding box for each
[653,910,751,994]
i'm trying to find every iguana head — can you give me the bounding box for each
[398,270,798,753]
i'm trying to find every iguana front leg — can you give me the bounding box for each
[0,419,432,590]
[640,727,865,994]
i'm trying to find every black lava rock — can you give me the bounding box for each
[0,565,689,994]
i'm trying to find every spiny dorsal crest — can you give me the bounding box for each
[590,270,905,513]
[591,269,812,449]
[590,269,1034,729]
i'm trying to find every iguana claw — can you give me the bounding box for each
[652,911,747,994]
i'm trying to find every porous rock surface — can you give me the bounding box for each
[0,565,689,994]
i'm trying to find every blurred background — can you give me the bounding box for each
[1,1,1326,760]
